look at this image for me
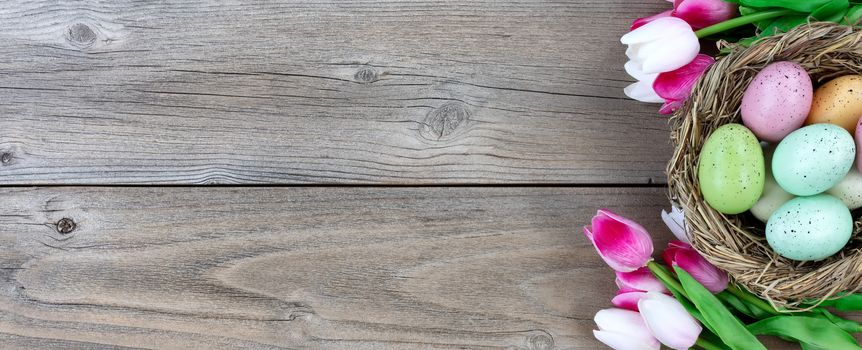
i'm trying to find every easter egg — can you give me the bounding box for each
[807,75,862,133]
[827,167,862,210]
[857,115,862,172]
[698,124,765,214]
[766,194,852,261]
[772,124,856,196]
[741,61,813,142]
[751,147,793,222]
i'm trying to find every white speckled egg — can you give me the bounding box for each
[741,61,813,142]
[766,194,852,261]
[772,124,856,196]
[751,148,794,222]
[827,167,862,210]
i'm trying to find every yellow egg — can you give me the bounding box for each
[807,75,862,133]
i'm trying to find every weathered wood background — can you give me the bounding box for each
[0,0,826,349]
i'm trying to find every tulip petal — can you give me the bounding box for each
[594,330,661,350]
[638,292,702,350]
[674,0,738,29]
[661,206,690,243]
[631,10,674,30]
[612,290,648,311]
[658,100,684,115]
[640,31,699,74]
[621,17,689,45]
[588,209,654,272]
[654,54,714,102]
[616,267,668,293]
[594,309,661,350]
[625,81,665,103]
[622,17,700,74]
[674,248,729,293]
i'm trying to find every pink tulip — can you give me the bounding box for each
[612,288,648,311]
[654,54,714,114]
[673,0,738,30]
[622,17,700,103]
[663,240,729,293]
[594,308,661,350]
[616,267,668,293]
[639,292,702,350]
[612,267,669,311]
[631,10,673,30]
[584,209,654,272]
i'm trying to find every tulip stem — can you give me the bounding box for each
[647,261,686,298]
[695,9,796,39]
[726,284,781,316]
[696,337,726,350]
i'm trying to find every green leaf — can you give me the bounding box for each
[739,5,759,16]
[844,5,862,24]
[821,293,862,311]
[748,316,862,349]
[675,267,767,350]
[812,308,862,333]
[812,0,850,20]
[760,15,810,37]
[735,0,834,12]
[717,291,773,319]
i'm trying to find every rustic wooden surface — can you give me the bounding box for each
[0,0,671,185]
[1,0,833,349]
[0,187,672,349]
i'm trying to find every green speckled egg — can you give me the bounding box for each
[772,124,855,196]
[698,124,765,214]
[766,194,852,261]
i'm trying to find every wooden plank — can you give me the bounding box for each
[0,0,671,184]
[0,186,673,349]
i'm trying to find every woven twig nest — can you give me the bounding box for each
[668,22,862,309]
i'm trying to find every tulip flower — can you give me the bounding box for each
[613,267,670,311]
[639,292,702,350]
[673,0,738,30]
[593,308,661,350]
[621,17,700,103]
[631,10,673,30]
[661,206,690,243]
[584,209,654,272]
[616,267,668,293]
[612,288,648,312]
[654,54,714,114]
[663,240,729,293]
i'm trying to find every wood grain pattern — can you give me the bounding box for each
[0,0,671,184]
[0,187,673,349]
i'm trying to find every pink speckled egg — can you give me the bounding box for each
[741,61,813,143]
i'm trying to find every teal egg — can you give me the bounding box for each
[772,124,855,196]
[766,194,852,261]
[698,124,765,214]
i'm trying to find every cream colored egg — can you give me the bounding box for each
[751,167,794,222]
[751,145,794,222]
[827,167,862,210]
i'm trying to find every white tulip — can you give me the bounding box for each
[661,205,690,243]
[621,17,700,102]
[638,292,702,350]
[593,308,661,350]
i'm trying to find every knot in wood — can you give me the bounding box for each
[354,67,379,84]
[526,332,554,350]
[56,218,76,235]
[66,23,97,48]
[420,102,470,140]
[0,152,12,165]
